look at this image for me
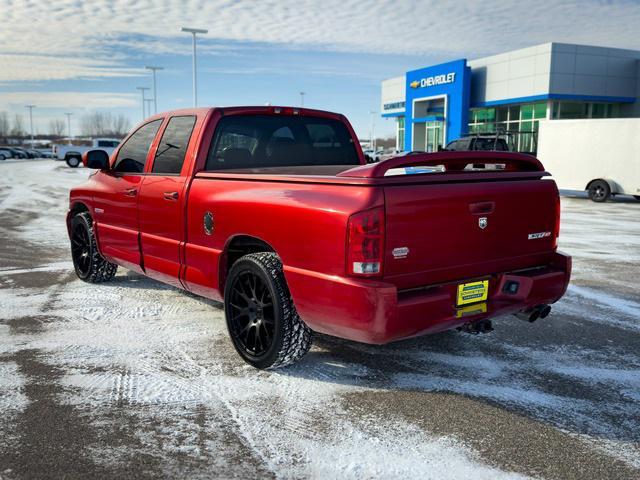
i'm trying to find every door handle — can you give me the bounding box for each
[163,191,179,201]
[124,188,137,197]
[469,201,495,214]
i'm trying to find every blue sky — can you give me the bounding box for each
[1,0,639,139]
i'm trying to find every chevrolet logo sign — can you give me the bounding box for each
[410,80,420,89]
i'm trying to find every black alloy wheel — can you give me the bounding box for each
[70,213,117,283]
[71,219,93,279]
[224,253,312,369]
[228,270,276,358]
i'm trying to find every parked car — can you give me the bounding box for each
[26,149,43,158]
[12,147,37,158]
[363,148,385,163]
[38,149,54,158]
[445,134,513,152]
[0,147,26,159]
[68,106,571,369]
[0,148,13,160]
[53,138,121,167]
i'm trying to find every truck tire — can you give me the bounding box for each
[587,180,610,202]
[66,155,81,168]
[70,212,117,283]
[224,252,313,369]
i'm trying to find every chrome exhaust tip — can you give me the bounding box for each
[514,305,551,323]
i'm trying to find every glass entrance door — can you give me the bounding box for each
[425,121,444,152]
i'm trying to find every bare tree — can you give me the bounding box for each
[111,114,131,137]
[49,118,66,138]
[0,112,9,140]
[80,111,131,138]
[11,113,25,137]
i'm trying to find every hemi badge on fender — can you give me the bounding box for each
[95,208,104,214]
[528,231,551,240]
[392,247,409,259]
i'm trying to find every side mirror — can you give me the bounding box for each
[83,150,110,169]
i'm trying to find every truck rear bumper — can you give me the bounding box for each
[284,252,571,344]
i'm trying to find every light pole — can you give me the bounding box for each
[145,66,164,114]
[64,112,73,144]
[180,27,208,107]
[136,87,150,121]
[25,105,35,148]
[299,91,305,107]
[145,99,153,117]
[369,110,377,152]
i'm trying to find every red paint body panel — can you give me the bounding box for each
[68,106,571,345]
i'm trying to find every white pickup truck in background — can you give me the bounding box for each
[52,138,121,168]
[537,118,640,202]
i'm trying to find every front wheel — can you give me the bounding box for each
[634,196,640,201]
[588,180,610,202]
[66,155,81,168]
[224,253,312,369]
[70,212,117,282]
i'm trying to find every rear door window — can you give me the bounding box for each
[206,114,360,170]
[113,120,162,173]
[152,116,197,174]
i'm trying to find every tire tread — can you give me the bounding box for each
[73,212,118,283]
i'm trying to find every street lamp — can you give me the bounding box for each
[145,66,164,114]
[136,87,150,121]
[299,91,305,107]
[25,105,35,148]
[145,99,153,117]
[64,112,73,144]
[180,26,208,107]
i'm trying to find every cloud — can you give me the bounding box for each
[0,0,638,82]
[0,54,144,83]
[0,91,137,110]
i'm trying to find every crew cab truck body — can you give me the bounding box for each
[54,138,121,168]
[68,106,571,368]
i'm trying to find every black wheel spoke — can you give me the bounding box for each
[228,268,276,358]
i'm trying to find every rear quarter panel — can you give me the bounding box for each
[182,178,383,303]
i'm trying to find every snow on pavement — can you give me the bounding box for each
[0,161,639,479]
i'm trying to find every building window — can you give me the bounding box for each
[468,101,547,153]
[551,101,621,120]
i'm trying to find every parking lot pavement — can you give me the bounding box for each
[0,161,639,479]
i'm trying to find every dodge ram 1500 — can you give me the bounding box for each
[68,106,571,369]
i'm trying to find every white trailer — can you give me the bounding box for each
[537,118,640,202]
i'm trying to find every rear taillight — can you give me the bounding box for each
[347,207,384,276]
[553,195,561,249]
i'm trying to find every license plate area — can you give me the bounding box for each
[456,280,489,306]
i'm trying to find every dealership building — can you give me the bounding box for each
[381,43,640,153]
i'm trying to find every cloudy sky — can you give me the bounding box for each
[1,0,639,138]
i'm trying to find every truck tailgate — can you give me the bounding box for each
[383,178,558,289]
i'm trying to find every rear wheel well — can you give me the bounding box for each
[220,235,275,289]
[70,202,89,218]
[585,178,615,193]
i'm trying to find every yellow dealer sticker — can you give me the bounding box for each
[456,280,489,306]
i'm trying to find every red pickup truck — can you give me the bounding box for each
[68,106,571,369]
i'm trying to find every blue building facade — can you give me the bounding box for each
[381,43,640,153]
